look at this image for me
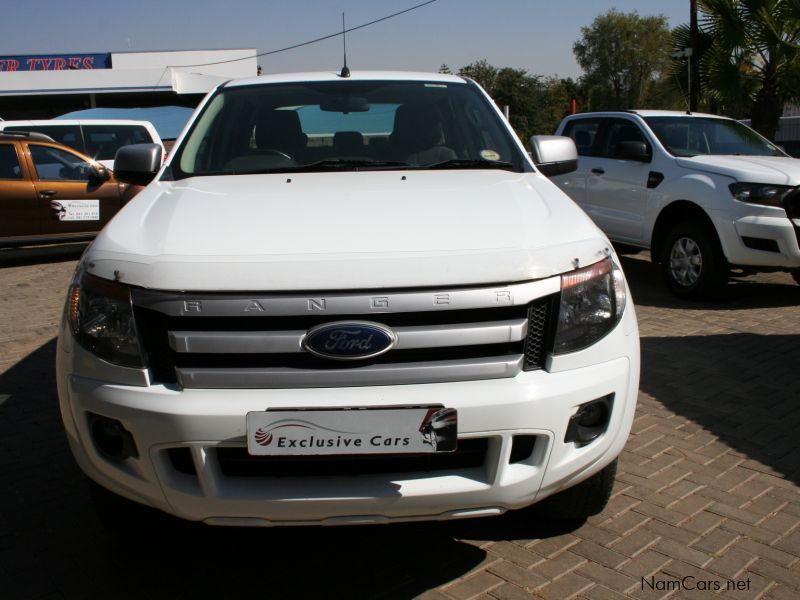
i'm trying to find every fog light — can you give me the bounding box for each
[88,413,138,461]
[564,395,614,446]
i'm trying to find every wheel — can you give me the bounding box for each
[536,459,617,520]
[261,149,292,160]
[659,222,727,298]
[88,479,158,534]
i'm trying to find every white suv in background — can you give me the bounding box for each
[57,71,639,528]
[553,110,800,297]
[0,119,164,169]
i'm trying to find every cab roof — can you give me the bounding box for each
[224,70,469,88]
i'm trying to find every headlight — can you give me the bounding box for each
[553,257,626,355]
[67,271,145,368]
[729,182,793,207]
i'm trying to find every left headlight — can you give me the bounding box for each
[729,182,793,208]
[553,257,626,355]
[67,271,146,368]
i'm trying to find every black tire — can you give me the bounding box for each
[659,221,728,299]
[88,479,158,534]
[536,459,617,521]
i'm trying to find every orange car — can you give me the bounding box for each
[0,131,141,247]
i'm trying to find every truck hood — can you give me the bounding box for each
[86,170,610,291]
[675,154,800,185]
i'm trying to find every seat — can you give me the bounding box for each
[253,110,307,157]
[333,131,364,156]
[224,110,307,171]
[389,104,457,165]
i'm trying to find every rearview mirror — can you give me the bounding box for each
[529,135,578,176]
[113,143,163,186]
[319,95,370,113]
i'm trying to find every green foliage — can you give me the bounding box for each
[573,10,674,110]
[673,0,800,139]
[456,59,577,142]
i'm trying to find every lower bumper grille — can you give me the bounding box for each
[169,439,490,478]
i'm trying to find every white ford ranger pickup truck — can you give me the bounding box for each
[553,110,800,298]
[56,71,640,527]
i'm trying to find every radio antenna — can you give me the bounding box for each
[339,12,350,78]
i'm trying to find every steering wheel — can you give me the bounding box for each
[261,149,292,160]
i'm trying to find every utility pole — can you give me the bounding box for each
[689,0,699,112]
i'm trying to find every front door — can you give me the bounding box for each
[0,143,39,238]
[25,144,121,236]
[586,119,650,244]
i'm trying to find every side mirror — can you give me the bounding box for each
[615,141,651,162]
[530,135,578,176]
[114,143,163,186]
[91,164,111,182]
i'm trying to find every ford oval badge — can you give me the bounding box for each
[303,321,396,360]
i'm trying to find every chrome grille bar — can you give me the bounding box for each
[168,319,528,354]
[176,356,524,389]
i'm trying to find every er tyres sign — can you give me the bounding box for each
[0,53,111,72]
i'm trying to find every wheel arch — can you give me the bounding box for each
[651,200,718,263]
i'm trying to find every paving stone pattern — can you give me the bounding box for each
[0,248,798,599]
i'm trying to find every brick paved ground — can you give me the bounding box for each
[0,247,798,600]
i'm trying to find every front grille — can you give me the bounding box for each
[210,438,489,478]
[133,282,559,388]
[786,189,800,247]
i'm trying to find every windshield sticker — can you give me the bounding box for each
[50,200,100,221]
[480,149,501,161]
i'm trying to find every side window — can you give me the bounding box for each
[561,119,603,156]
[4,125,83,153]
[0,144,22,179]
[602,119,647,159]
[83,125,152,160]
[29,145,93,181]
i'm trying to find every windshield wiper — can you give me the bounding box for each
[421,158,517,171]
[274,159,410,172]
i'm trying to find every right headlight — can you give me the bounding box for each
[67,271,146,368]
[553,257,626,355]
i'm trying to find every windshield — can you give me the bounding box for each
[644,116,785,157]
[171,79,526,177]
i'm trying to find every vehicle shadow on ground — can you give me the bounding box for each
[0,242,88,268]
[640,333,800,486]
[0,339,581,600]
[618,252,800,310]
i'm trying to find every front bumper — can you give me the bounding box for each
[715,207,800,268]
[57,307,640,526]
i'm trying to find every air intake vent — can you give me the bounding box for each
[523,297,555,371]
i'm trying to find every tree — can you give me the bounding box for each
[673,0,800,140]
[457,59,498,92]
[438,64,452,74]
[573,10,673,110]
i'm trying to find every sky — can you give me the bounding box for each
[2,1,690,79]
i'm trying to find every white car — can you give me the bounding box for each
[553,110,800,297]
[56,71,640,528]
[0,119,164,169]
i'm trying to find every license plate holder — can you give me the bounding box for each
[246,407,457,456]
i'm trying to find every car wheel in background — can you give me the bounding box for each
[660,222,728,299]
